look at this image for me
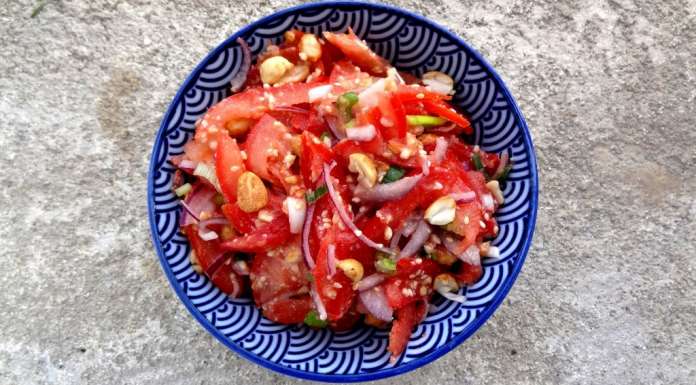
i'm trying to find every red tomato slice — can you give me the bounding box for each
[196,82,325,144]
[323,29,389,76]
[329,60,371,91]
[215,133,245,203]
[183,140,214,164]
[244,114,292,183]
[383,258,440,310]
[182,225,242,296]
[300,131,334,186]
[421,99,472,134]
[388,299,428,361]
[376,95,406,140]
[261,295,313,324]
[220,214,291,253]
[250,249,310,305]
[454,261,483,286]
[312,231,355,321]
[445,201,483,249]
[221,203,256,234]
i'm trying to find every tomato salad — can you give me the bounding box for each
[172,29,511,362]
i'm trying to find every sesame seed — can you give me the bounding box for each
[240,150,247,160]
[416,93,425,99]
[353,229,363,237]
[384,226,393,240]
[230,165,240,172]
[464,215,470,225]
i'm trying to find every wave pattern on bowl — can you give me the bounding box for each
[149,3,536,381]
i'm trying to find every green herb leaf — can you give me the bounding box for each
[406,115,447,127]
[305,185,328,203]
[471,152,484,171]
[304,310,328,328]
[381,166,405,184]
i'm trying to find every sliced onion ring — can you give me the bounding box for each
[197,217,229,241]
[398,220,431,259]
[355,274,386,292]
[437,288,467,303]
[302,204,316,269]
[310,283,328,320]
[327,244,337,276]
[354,174,423,203]
[229,38,251,92]
[324,115,345,140]
[359,287,393,322]
[308,84,333,103]
[323,162,394,255]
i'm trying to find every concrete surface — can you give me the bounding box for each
[1,0,695,384]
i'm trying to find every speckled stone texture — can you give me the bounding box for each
[1,0,695,384]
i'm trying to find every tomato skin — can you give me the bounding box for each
[215,133,245,203]
[221,203,256,234]
[261,295,313,324]
[220,214,291,253]
[183,140,214,164]
[312,231,356,321]
[388,300,428,360]
[445,201,483,249]
[383,258,441,310]
[421,99,472,134]
[323,29,389,75]
[182,225,242,296]
[376,95,406,140]
[244,114,292,183]
[300,131,334,186]
[454,261,483,286]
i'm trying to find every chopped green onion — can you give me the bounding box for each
[320,131,330,141]
[406,115,447,127]
[305,273,315,282]
[375,257,396,274]
[495,163,513,183]
[174,183,192,197]
[304,310,327,328]
[471,152,484,171]
[337,92,359,121]
[381,166,405,184]
[305,185,328,203]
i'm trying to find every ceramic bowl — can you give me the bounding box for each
[148,1,538,382]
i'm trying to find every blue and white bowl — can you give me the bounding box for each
[148,1,538,382]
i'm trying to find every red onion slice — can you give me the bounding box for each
[389,227,402,249]
[359,286,393,322]
[197,216,229,240]
[273,105,310,114]
[302,204,316,269]
[401,212,421,237]
[458,245,481,265]
[346,124,376,141]
[324,115,345,140]
[323,163,394,255]
[310,283,328,320]
[327,244,337,276]
[232,260,250,276]
[431,136,448,163]
[355,274,386,292]
[229,38,251,92]
[353,174,423,203]
[450,191,476,203]
[180,184,216,226]
[179,159,197,171]
[437,288,466,303]
[398,220,431,259]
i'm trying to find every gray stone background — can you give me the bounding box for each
[1,0,695,384]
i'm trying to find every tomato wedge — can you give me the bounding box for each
[220,214,291,252]
[323,29,389,76]
[300,131,334,186]
[182,225,242,297]
[312,230,355,321]
[215,133,245,203]
[388,299,428,361]
[244,114,292,183]
[383,258,440,310]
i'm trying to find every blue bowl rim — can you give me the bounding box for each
[147,1,539,382]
